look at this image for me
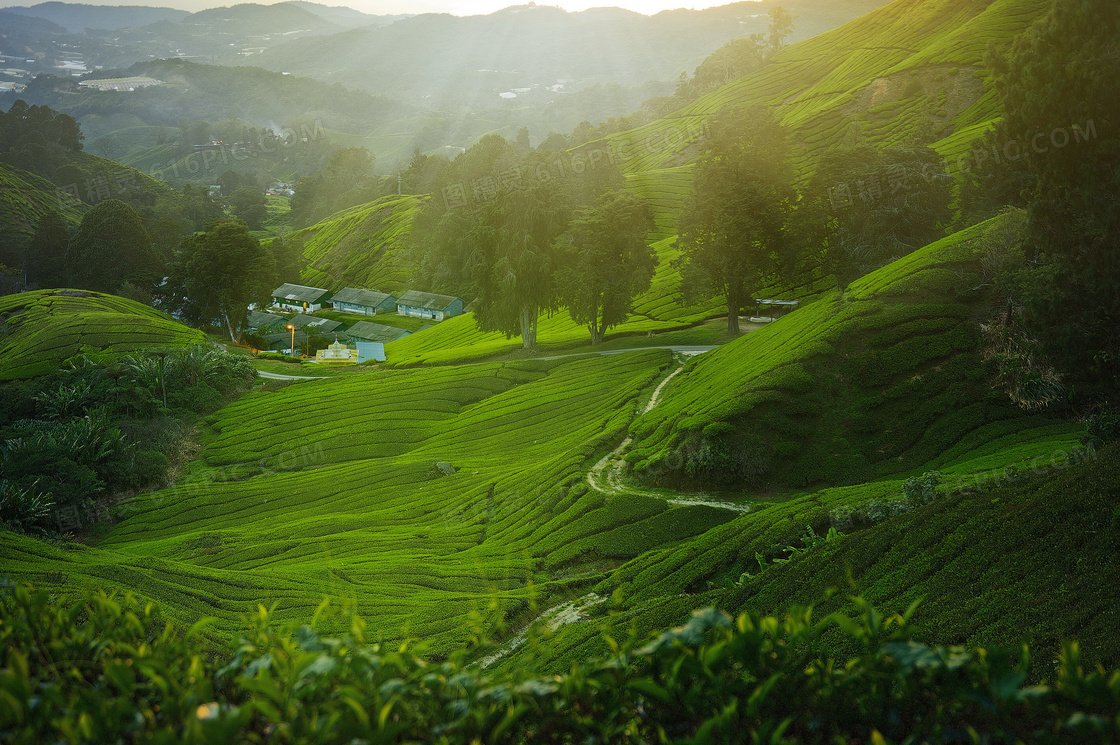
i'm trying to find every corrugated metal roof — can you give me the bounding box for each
[397,289,461,311]
[272,283,331,303]
[247,310,284,330]
[289,314,343,332]
[332,287,395,308]
[347,321,411,343]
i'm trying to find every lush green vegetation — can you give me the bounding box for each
[5,582,1120,744]
[624,213,1055,490]
[0,289,205,381]
[2,1,1116,736]
[1,344,257,534]
[0,351,682,651]
[291,195,424,292]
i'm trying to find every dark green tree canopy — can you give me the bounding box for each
[987,0,1120,396]
[229,185,268,231]
[676,106,796,333]
[290,147,378,228]
[26,210,70,289]
[158,220,276,341]
[65,199,161,293]
[0,99,83,176]
[801,145,953,289]
[557,189,656,345]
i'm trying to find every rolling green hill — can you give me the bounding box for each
[0,163,85,256]
[1,221,1104,672]
[277,0,1047,353]
[0,351,704,651]
[609,0,1050,235]
[0,289,206,380]
[623,212,1069,493]
[291,194,425,292]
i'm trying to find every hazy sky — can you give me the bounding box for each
[0,0,732,16]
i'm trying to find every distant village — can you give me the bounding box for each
[249,282,464,364]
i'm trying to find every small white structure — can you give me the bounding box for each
[314,340,358,365]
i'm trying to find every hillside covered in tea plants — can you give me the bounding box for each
[0,289,205,381]
[2,219,1113,671]
[1,0,1118,737]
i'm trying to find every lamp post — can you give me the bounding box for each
[287,324,294,356]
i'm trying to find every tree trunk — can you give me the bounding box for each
[726,286,741,334]
[520,306,538,350]
[222,312,239,343]
[588,324,602,346]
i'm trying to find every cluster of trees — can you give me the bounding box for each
[660,105,953,334]
[982,0,1120,400]
[158,221,301,341]
[411,135,657,349]
[0,100,84,176]
[0,346,256,535]
[27,197,300,342]
[289,147,381,228]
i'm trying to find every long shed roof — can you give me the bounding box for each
[247,310,284,330]
[347,321,411,343]
[397,289,461,311]
[332,287,394,308]
[288,314,343,332]
[272,283,331,303]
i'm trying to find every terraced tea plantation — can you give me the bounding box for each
[0,289,206,380]
[1,350,745,652]
[291,194,423,292]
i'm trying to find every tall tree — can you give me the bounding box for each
[267,235,304,285]
[290,147,378,228]
[767,6,795,51]
[991,0,1120,393]
[159,220,276,341]
[676,106,796,333]
[229,185,268,230]
[65,199,161,293]
[470,167,570,350]
[557,190,656,345]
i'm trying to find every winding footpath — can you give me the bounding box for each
[587,359,751,514]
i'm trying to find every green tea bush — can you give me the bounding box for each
[1082,412,1120,450]
[3,582,1119,744]
[902,470,941,504]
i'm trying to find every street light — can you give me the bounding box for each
[287,324,294,356]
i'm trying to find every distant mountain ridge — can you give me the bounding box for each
[2,2,189,31]
[243,0,892,103]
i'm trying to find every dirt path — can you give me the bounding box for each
[479,593,607,668]
[586,362,750,514]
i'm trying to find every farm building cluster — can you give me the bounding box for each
[247,283,464,362]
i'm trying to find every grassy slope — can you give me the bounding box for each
[0,163,86,249]
[290,0,1046,366]
[624,215,1067,489]
[0,289,206,380]
[608,0,1049,289]
[519,439,1117,677]
[488,215,1113,673]
[291,194,424,292]
[1,223,1106,672]
[0,352,742,652]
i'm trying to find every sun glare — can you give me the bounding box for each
[445,1,727,15]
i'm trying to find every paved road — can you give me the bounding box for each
[254,345,720,381]
[256,370,330,380]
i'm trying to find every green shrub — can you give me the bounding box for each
[3,583,1119,744]
[1082,412,1120,450]
[902,470,941,504]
